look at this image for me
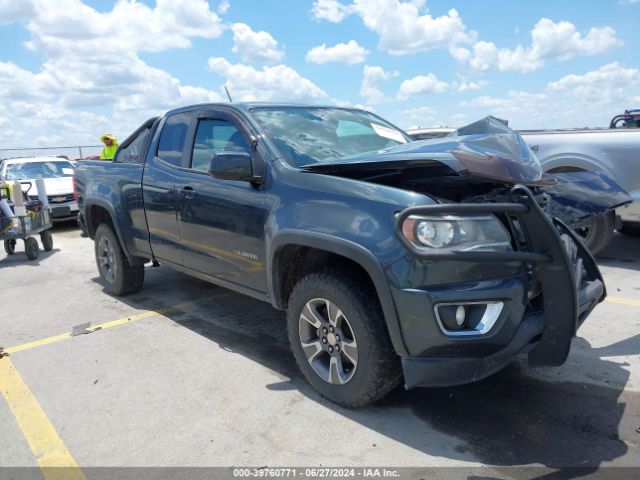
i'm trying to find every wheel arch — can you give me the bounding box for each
[268,230,408,356]
[540,153,611,177]
[85,200,136,264]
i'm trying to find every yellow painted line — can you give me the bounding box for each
[5,300,194,355]
[606,296,640,308]
[0,357,85,480]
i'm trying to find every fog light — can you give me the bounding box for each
[435,301,504,337]
[437,304,467,331]
[455,305,466,326]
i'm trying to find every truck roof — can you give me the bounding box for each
[165,102,367,116]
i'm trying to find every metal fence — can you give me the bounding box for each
[0,145,102,160]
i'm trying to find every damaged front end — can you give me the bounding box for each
[302,116,631,387]
[395,184,604,387]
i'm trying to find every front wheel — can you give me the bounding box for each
[94,224,144,296]
[287,270,401,408]
[574,211,615,255]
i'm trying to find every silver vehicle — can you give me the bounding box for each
[520,128,640,252]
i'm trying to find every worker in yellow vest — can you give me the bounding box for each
[100,133,119,160]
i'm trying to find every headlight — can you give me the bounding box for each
[401,214,512,252]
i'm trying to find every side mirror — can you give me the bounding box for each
[208,151,259,183]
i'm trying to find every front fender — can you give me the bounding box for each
[543,171,632,224]
[268,229,408,357]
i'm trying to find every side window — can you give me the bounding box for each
[157,112,191,166]
[190,119,250,172]
[116,128,151,164]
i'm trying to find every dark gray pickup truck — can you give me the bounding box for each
[74,103,630,407]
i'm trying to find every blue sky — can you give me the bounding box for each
[0,0,638,148]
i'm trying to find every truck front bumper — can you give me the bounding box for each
[394,185,606,389]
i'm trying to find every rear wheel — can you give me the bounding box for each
[287,270,401,407]
[574,211,615,255]
[40,230,53,251]
[24,237,39,260]
[4,239,16,255]
[94,224,144,296]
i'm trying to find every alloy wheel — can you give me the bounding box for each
[97,237,117,283]
[298,298,358,385]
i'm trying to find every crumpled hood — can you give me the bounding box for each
[302,116,631,224]
[303,116,551,186]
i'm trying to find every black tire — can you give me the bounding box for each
[287,270,402,408]
[4,239,16,255]
[94,223,144,296]
[575,211,615,255]
[40,230,53,251]
[619,222,640,237]
[24,237,39,260]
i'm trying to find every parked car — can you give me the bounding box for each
[0,156,78,222]
[75,105,629,407]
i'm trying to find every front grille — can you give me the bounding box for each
[47,194,75,204]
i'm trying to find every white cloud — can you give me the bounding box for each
[23,0,225,56]
[306,40,369,64]
[465,41,499,71]
[0,0,34,25]
[359,65,398,104]
[402,105,437,126]
[230,23,284,63]
[463,63,640,128]
[398,73,448,99]
[401,106,467,129]
[0,0,228,146]
[455,80,487,92]
[546,62,638,97]
[459,18,622,73]
[218,0,231,14]
[311,0,475,55]
[208,57,327,101]
[311,0,352,23]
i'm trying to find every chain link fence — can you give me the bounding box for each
[0,145,102,161]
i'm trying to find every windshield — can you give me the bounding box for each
[5,160,75,180]
[250,107,410,167]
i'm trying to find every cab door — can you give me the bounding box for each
[142,111,194,266]
[173,109,268,293]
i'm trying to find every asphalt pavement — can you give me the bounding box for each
[1,223,639,479]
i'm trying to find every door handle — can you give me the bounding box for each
[180,186,197,199]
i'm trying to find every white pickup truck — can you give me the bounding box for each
[519,128,640,252]
[408,115,640,253]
